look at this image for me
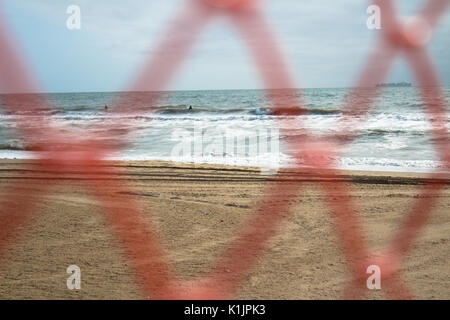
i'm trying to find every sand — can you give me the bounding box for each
[0,159,448,300]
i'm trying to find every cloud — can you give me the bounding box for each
[1,0,449,91]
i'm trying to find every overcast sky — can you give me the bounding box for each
[1,0,449,92]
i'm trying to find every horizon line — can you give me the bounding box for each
[2,85,449,95]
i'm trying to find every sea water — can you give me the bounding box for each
[0,87,448,173]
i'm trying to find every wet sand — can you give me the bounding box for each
[0,160,448,299]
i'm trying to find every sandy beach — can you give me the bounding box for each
[0,160,448,299]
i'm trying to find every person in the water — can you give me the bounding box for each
[188,105,193,111]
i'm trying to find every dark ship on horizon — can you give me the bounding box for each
[376,81,412,88]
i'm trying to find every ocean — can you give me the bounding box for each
[0,87,449,173]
